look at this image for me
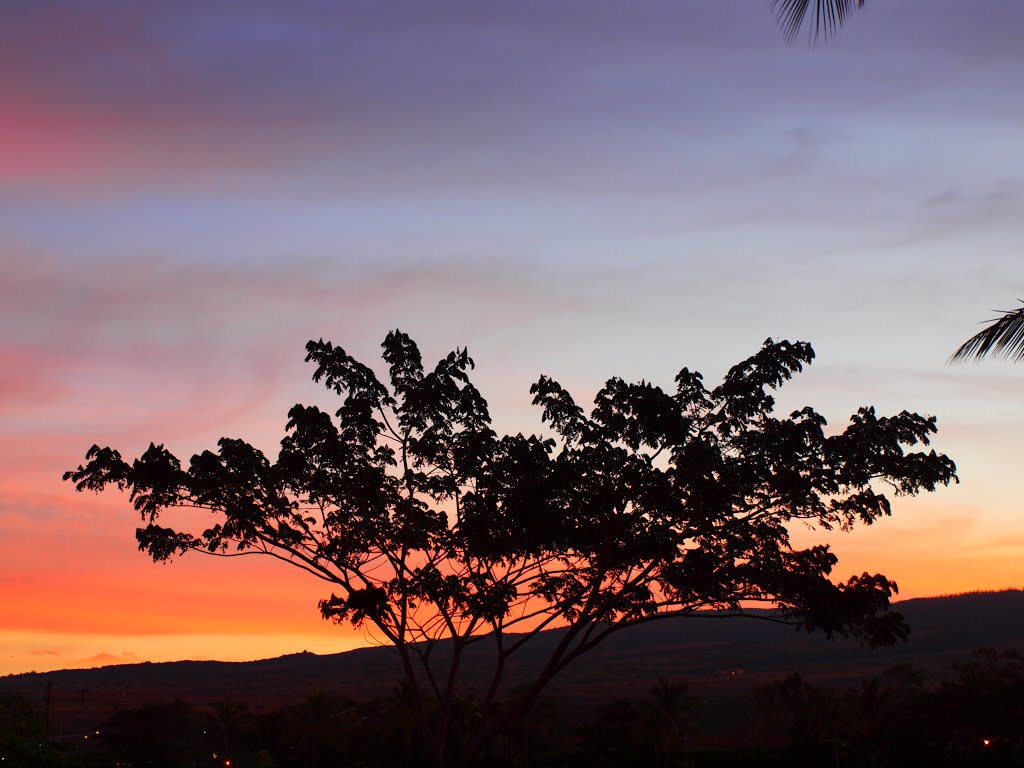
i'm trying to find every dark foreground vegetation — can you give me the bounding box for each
[4,647,1022,768]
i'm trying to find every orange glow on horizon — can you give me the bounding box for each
[2,456,1020,677]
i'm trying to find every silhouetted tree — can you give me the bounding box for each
[492,690,567,765]
[582,696,647,765]
[642,677,696,768]
[939,648,1024,752]
[65,331,956,766]
[262,688,356,768]
[213,695,252,763]
[353,681,423,767]
[102,699,203,768]
[826,664,929,768]
[755,673,851,767]
[0,695,62,767]
[950,303,1024,363]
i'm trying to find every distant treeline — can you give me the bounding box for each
[3,647,1022,768]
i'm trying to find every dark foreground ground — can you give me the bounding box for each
[3,591,1024,767]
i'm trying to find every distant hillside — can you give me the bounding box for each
[4,590,1023,726]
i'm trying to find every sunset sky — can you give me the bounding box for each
[2,1,1023,677]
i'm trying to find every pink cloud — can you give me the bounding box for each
[1,246,580,408]
[0,344,68,414]
[0,6,410,194]
[73,651,140,668]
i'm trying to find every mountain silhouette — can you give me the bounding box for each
[4,590,1022,727]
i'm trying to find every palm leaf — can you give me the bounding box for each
[772,0,866,45]
[949,303,1024,363]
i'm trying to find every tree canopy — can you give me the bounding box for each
[65,331,955,766]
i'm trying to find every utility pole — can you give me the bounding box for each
[46,680,53,740]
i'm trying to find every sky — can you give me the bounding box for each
[1,0,1023,677]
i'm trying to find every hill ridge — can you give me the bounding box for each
[3,590,1023,712]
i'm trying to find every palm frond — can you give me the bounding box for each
[949,303,1024,364]
[771,0,865,45]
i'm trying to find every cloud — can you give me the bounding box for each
[920,180,1024,227]
[0,245,597,430]
[30,648,62,657]
[0,344,67,414]
[1,1,1018,200]
[73,651,140,668]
